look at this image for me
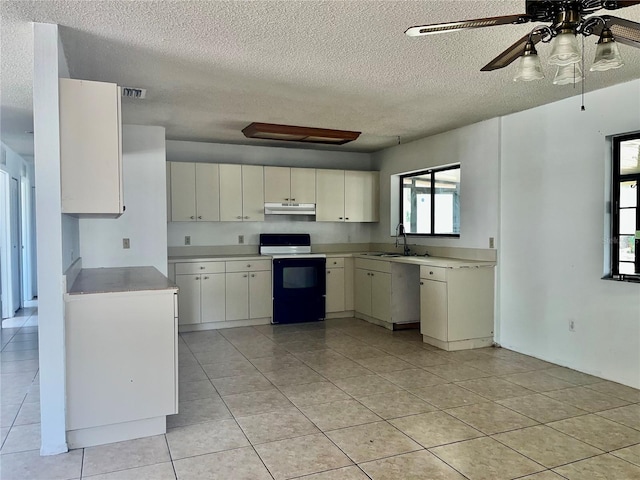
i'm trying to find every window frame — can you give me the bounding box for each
[611,133,640,280]
[399,164,460,238]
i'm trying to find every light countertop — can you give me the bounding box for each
[68,266,177,295]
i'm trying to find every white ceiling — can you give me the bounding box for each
[2,0,640,159]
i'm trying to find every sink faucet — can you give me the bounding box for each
[395,223,410,256]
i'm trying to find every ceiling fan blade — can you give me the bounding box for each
[405,14,531,37]
[598,15,640,48]
[480,31,543,71]
[601,1,640,10]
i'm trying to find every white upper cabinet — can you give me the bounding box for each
[195,163,220,221]
[265,167,316,204]
[59,78,123,216]
[219,164,244,221]
[169,162,220,221]
[264,166,291,203]
[290,168,316,204]
[345,171,379,222]
[316,169,378,222]
[219,164,264,222]
[241,165,265,221]
[316,169,345,221]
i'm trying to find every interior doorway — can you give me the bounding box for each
[0,169,23,319]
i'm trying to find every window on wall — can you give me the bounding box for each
[612,134,640,279]
[400,165,460,236]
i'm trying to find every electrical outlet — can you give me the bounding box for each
[569,320,575,332]
[489,237,495,249]
[122,238,130,249]
[238,235,244,244]
[184,236,191,246]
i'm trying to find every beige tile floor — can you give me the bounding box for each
[1,312,640,479]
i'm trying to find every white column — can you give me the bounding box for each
[33,22,68,455]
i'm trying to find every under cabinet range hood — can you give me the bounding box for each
[264,202,316,215]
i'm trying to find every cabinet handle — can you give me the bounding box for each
[204,276,209,280]
[251,274,255,277]
[247,264,251,267]
[345,217,349,220]
[200,266,205,270]
[190,216,195,219]
[198,215,202,219]
[243,274,248,278]
[420,281,424,285]
[327,271,331,274]
[195,277,200,280]
[339,217,343,220]
[429,271,434,275]
[236,216,242,219]
[244,216,250,219]
[285,198,289,201]
[291,198,295,201]
[333,261,337,265]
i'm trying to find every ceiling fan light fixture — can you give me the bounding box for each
[553,62,583,85]
[513,41,544,81]
[548,31,581,66]
[242,122,361,145]
[590,27,624,71]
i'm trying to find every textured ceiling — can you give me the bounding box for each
[2,0,640,158]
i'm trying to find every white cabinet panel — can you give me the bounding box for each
[225,272,249,320]
[354,268,371,316]
[249,270,272,319]
[242,165,264,221]
[370,272,391,322]
[201,273,225,323]
[264,166,291,203]
[195,163,220,221]
[176,274,201,325]
[290,168,316,204]
[316,169,345,222]
[345,171,379,222]
[326,267,345,313]
[60,78,123,216]
[170,162,196,221]
[219,164,243,221]
[344,257,355,311]
[420,279,448,341]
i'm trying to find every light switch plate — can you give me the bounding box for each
[122,238,130,249]
[238,235,244,244]
[489,237,495,249]
[185,236,191,246]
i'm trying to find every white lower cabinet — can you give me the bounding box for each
[326,267,345,313]
[201,274,226,323]
[225,272,250,320]
[175,274,202,325]
[419,265,495,351]
[354,258,419,328]
[249,270,272,318]
[325,257,354,315]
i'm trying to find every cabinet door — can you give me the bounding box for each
[195,163,220,221]
[225,272,249,320]
[290,168,316,204]
[59,79,123,215]
[170,162,197,221]
[264,166,291,203]
[354,268,371,316]
[175,275,201,324]
[316,169,345,221]
[219,164,244,221]
[370,271,391,322]
[200,273,225,323]
[420,279,448,341]
[242,165,265,221]
[249,270,272,319]
[326,268,345,313]
[344,171,379,222]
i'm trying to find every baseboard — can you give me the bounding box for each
[67,416,166,449]
[178,317,271,332]
[23,299,38,308]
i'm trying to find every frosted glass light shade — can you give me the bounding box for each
[553,62,583,85]
[549,32,581,66]
[513,53,544,81]
[591,40,624,71]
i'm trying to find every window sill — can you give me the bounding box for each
[602,275,640,284]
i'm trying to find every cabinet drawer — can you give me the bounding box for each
[226,259,272,273]
[326,257,345,268]
[355,258,392,273]
[420,266,447,282]
[175,262,225,275]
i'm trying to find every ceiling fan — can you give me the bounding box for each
[405,0,640,83]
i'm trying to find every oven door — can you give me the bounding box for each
[272,257,326,324]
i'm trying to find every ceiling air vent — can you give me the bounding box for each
[242,122,360,145]
[121,87,146,99]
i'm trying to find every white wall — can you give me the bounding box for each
[167,140,375,247]
[80,126,168,274]
[500,80,640,388]
[371,119,500,249]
